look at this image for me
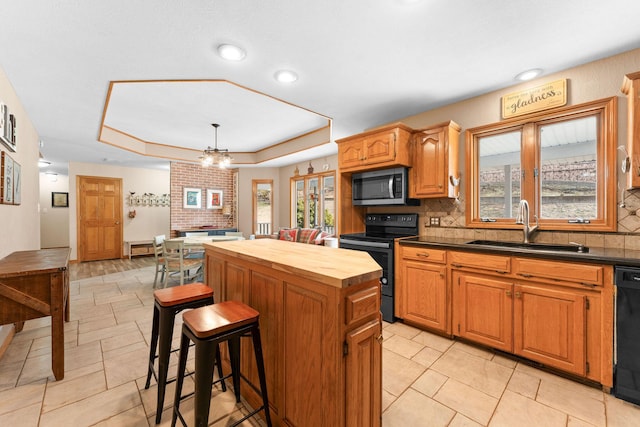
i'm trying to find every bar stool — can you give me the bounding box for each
[144,283,225,424]
[172,301,272,427]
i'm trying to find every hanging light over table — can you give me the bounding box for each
[200,123,232,168]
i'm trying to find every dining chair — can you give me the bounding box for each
[152,235,166,288]
[162,239,204,287]
[184,232,209,259]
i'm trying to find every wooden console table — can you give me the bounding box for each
[0,248,71,380]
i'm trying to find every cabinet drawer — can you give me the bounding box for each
[345,286,379,326]
[513,257,604,286]
[402,246,446,264]
[449,251,510,273]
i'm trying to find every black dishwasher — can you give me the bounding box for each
[614,266,640,405]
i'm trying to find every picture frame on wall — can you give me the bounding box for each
[183,187,202,209]
[1,151,14,204]
[0,103,17,152]
[12,160,20,205]
[206,189,223,209]
[52,192,69,208]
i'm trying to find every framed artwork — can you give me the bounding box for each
[0,103,16,152]
[52,192,69,208]
[12,160,20,205]
[1,151,14,204]
[206,189,223,209]
[183,187,202,209]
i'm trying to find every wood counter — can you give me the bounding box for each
[0,248,71,380]
[205,239,383,427]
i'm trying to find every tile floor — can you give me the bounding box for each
[0,261,639,426]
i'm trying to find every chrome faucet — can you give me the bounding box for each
[515,200,539,243]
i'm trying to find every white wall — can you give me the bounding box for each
[68,162,170,260]
[39,173,70,248]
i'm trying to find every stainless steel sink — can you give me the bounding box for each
[465,240,589,253]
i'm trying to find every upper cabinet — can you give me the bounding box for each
[336,123,413,172]
[622,71,640,189]
[409,121,461,198]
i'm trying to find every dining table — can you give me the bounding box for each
[168,235,245,249]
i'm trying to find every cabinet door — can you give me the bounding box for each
[411,127,446,197]
[513,284,586,376]
[339,139,364,169]
[362,131,395,166]
[346,319,382,427]
[403,260,448,333]
[454,272,513,352]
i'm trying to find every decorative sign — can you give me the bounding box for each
[501,79,567,119]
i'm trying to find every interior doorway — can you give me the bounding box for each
[77,175,123,261]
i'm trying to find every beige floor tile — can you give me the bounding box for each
[433,378,498,425]
[382,388,397,412]
[39,381,141,426]
[101,328,145,354]
[536,376,605,426]
[0,379,46,415]
[383,334,425,359]
[103,346,149,389]
[383,322,422,340]
[92,404,149,427]
[411,345,443,367]
[78,321,138,346]
[412,330,455,352]
[451,340,494,360]
[489,389,567,427]
[64,341,103,372]
[69,303,114,322]
[431,347,513,398]
[412,369,448,397]
[42,370,106,413]
[0,339,31,364]
[449,412,484,427]
[137,375,195,419]
[0,402,42,426]
[59,360,104,382]
[491,353,517,369]
[603,393,640,427]
[382,388,455,427]
[0,360,23,391]
[18,353,54,386]
[382,349,426,397]
[78,314,117,334]
[506,369,540,399]
[103,341,148,361]
[114,305,154,325]
[568,416,599,427]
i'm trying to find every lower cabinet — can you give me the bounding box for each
[397,246,614,388]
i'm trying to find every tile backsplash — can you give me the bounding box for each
[420,189,640,250]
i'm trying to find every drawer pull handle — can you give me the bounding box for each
[580,282,597,288]
[495,270,508,274]
[518,273,533,278]
[451,263,462,268]
[515,291,522,298]
[417,253,430,257]
[506,290,512,297]
[376,334,384,343]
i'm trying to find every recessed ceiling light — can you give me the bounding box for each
[515,68,543,81]
[274,70,298,84]
[217,44,246,61]
[38,159,51,168]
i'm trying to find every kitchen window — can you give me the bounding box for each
[291,171,335,234]
[466,97,617,231]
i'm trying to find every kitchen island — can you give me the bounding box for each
[204,239,383,427]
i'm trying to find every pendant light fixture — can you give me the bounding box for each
[200,123,232,168]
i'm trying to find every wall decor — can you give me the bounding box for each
[12,160,20,205]
[501,79,567,119]
[127,191,170,207]
[0,103,17,152]
[1,151,14,204]
[183,187,202,209]
[206,189,223,209]
[52,191,69,208]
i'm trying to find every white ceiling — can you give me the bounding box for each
[1,0,640,176]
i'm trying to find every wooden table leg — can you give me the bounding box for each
[51,271,65,381]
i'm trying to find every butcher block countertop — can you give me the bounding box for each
[204,238,382,288]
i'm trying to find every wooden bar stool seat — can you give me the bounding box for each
[144,283,225,424]
[172,301,272,427]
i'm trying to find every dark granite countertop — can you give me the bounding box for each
[399,236,640,267]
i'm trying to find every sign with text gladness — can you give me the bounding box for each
[501,79,567,119]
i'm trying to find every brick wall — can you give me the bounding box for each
[170,162,235,237]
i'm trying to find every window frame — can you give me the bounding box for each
[465,97,617,232]
[290,170,336,233]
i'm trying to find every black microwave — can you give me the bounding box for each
[352,167,419,206]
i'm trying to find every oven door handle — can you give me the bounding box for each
[339,239,391,249]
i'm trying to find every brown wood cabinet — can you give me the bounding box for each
[205,239,383,427]
[336,123,413,172]
[409,121,460,198]
[622,71,640,189]
[396,245,449,333]
[397,245,614,388]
